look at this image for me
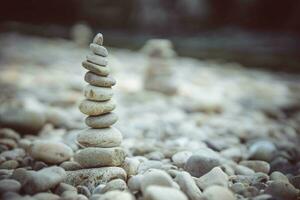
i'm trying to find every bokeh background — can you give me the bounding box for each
[1,0,300,72]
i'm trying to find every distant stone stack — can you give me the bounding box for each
[74,33,125,169]
[142,39,177,95]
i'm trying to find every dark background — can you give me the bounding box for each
[1,0,300,72]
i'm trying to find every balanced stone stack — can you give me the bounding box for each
[142,39,177,95]
[73,33,125,170]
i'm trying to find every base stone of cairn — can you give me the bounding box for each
[142,39,178,95]
[66,33,126,187]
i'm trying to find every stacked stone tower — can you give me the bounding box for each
[142,39,177,95]
[74,33,125,169]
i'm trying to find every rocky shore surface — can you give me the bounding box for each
[0,33,300,200]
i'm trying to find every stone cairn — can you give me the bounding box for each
[142,39,177,95]
[73,33,125,171]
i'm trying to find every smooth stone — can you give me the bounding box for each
[141,169,175,193]
[74,147,125,168]
[0,128,20,141]
[0,138,17,149]
[85,112,118,128]
[203,185,235,200]
[144,186,188,200]
[239,160,270,174]
[234,165,255,175]
[127,174,143,192]
[77,185,91,198]
[33,192,60,200]
[174,171,203,200]
[270,171,289,182]
[90,43,108,57]
[65,167,126,189]
[92,184,105,194]
[29,141,73,164]
[290,175,300,189]
[60,161,82,171]
[77,127,122,148]
[86,54,108,66]
[101,178,127,193]
[79,99,116,116]
[85,72,116,87]
[33,161,48,170]
[54,182,77,195]
[0,179,21,193]
[172,151,192,168]
[249,140,276,162]
[184,154,220,177]
[12,166,66,194]
[196,167,228,190]
[1,148,25,160]
[84,84,113,101]
[82,61,110,76]
[0,160,18,169]
[93,33,103,45]
[96,191,134,200]
[265,181,298,200]
[61,190,78,198]
[121,157,140,177]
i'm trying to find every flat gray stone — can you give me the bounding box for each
[77,127,122,148]
[65,167,126,189]
[84,84,113,101]
[85,71,116,87]
[85,112,118,128]
[79,99,116,116]
[74,147,125,168]
[82,61,109,76]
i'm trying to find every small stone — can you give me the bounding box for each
[79,99,116,116]
[0,138,17,149]
[65,167,127,189]
[77,127,122,148]
[203,185,235,200]
[12,166,66,194]
[174,171,203,200]
[230,182,245,194]
[54,182,77,195]
[85,72,116,87]
[87,54,108,66]
[77,185,91,198]
[61,190,78,198]
[77,194,89,200]
[101,178,127,193]
[184,154,220,177]
[172,151,192,168]
[127,174,143,192]
[93,33,103,45]
[290,175,300,189]
[144,186,188,200]
[141,169,175,193]
[249,140,276,162]
[84,84,113,101]
[234,164,255,175]
[265,181,298,200]
[96,190,134,200]
[0,160,18,169]
[239,160,270,174]
[93,184,106,194]
[33,161,48,170]
[33,192,60,200]
[74,147,125,168]
[90,43,108,57]
[85,113,118,128]
[0,179,21,193]
[0,148,25,160]
[60,161,82,171]
[196,167,228,190]
[121,157,140,177]
[18,139,31,151]
[0,128,20,141]
[29,141,73,164]
[82,61,110,76]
